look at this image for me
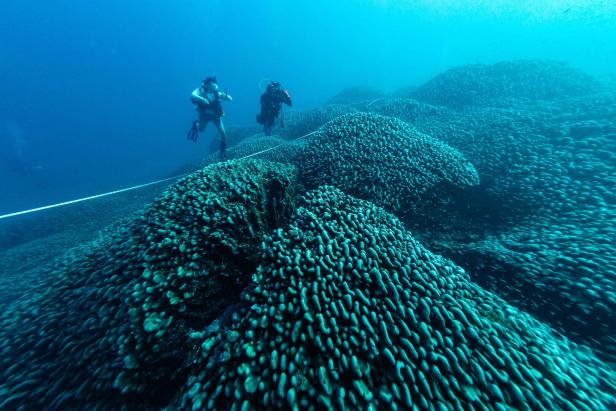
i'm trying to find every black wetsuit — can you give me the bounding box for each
[257,87,292,136]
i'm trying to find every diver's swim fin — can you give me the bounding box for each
[187,121,199,142]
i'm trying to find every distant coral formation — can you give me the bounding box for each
[326,86,386,105]
[411,60,601,107]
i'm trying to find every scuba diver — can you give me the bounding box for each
[187,76,232,158]
[256,81,292,136]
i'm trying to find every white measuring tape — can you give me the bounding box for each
[0,130,319,220]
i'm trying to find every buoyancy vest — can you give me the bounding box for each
[196,88,224,117]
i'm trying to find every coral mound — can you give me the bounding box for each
[404,97,616,360]
[0,159,297,410]
[367,97,451,123]
[215,134,307,165]
[180,186,616,411]
[281,104,357,138]
[296,112,479,219]
[1,60,614,411]
[412,60,601,108]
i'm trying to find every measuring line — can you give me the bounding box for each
[0,130,319,220]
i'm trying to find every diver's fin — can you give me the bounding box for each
[187,121,199,142]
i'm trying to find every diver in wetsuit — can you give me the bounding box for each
[187,76,233,158]
[256,81,292,136]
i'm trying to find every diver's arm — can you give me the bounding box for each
[219,91,233,102]
[190,88,210,105]
[282,90,292,106]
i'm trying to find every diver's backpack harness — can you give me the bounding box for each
[198,91,224,118]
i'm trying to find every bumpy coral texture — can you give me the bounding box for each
[280,104,358,139]
[296,112,479,218]
[0,160,297,410]
[181,186,615,411]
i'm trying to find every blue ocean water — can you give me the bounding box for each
[1,2,616,410]
[1,1,615,213]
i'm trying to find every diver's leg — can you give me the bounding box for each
[214,118,227,158]
[265,118,274,136]
[198,110,209,132]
